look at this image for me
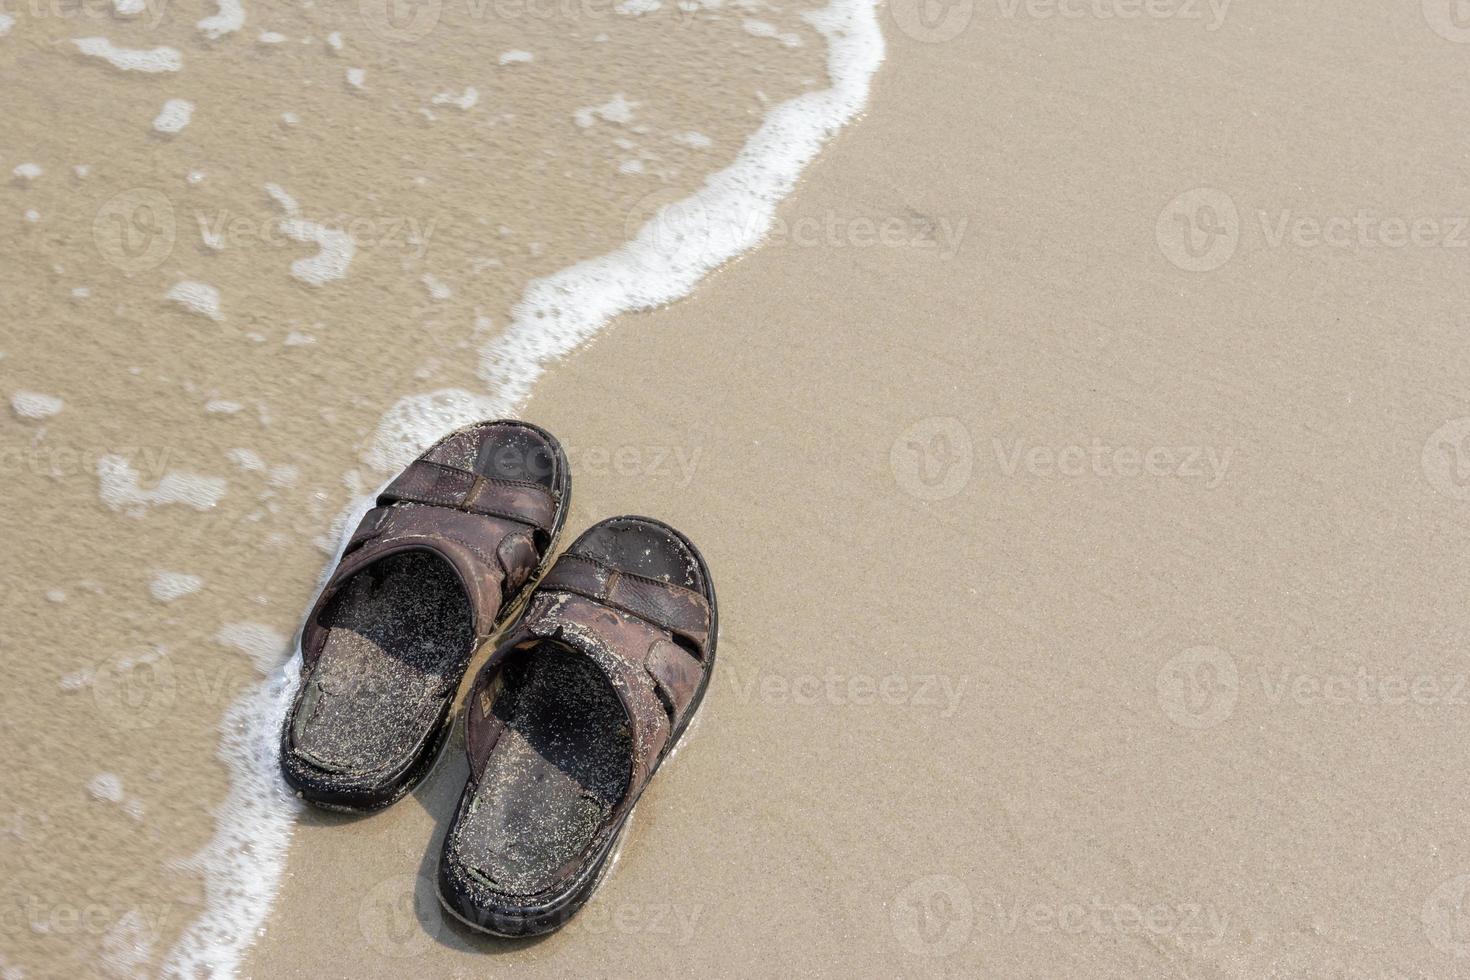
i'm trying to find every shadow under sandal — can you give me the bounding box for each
[437,516,717,937]
[280,419,570,812]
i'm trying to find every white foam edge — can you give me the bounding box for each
[159,492,376,978]
[163,0,884,970]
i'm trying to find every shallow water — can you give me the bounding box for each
[0,0,869,972]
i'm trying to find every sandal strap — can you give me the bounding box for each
[379,459,556,531]
[537,553,711,654]
[300,505,540,670]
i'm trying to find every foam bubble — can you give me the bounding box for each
[166,280,222,321]
[205,399,242,414]
[345,67,365,89]
[11,391,63,420]
[96,454,227,514]
[197,0,244,39]
[324,31,342,51]
[60,669,93,691]
[674,130,712,149]
[421,273,452,300]
[616,0,660,13]
[0,12,13,34]
[264,185,356,287]
[12,163,41,181]
[73,37,182,73]
[88,773,125,803]
[431,86,478,109]
[226,447,265,471]
[112,0,145,17]
[499,49,534,65]
[149,571,204,602]
[257,30,286,43]
[152,98,194,135]
[574,94,636,128]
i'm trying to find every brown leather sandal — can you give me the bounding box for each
[280,419,570,812]
[436,516,716,937]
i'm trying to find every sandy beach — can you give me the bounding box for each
[8,0,1470,975]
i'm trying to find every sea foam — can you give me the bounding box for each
[166,280,222,320]
[197,0,244,39]
[264,183,356,287]
[149,571,204,602]
[153,99,195,135]
[371,0,885,471]
[73,37,182,73]
[96,455,227,514]
[11,391,63,419]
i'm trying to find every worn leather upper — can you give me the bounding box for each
[465,546,713,839]
[300,430,562,672]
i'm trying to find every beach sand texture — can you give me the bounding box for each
[7,0,1470,975]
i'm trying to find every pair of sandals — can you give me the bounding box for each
[278,419,717,938]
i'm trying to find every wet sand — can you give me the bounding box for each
[12,0,1470,976]
[0,0,828,974]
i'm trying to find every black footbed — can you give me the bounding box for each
[445,646,632,896]
[290,551,473,776]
